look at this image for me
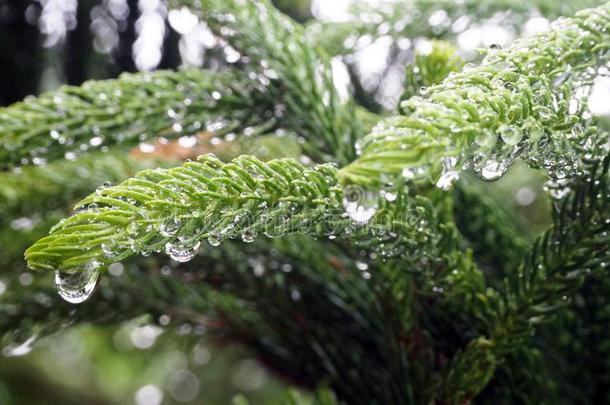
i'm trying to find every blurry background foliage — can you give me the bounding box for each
[0,0,609,404]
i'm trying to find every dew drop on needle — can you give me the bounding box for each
[55,261,101,304]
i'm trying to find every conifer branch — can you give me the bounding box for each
[453,155,610,399]
[0,69,272,169]
[490,155,610,352]
[25,155,346,271]
[173,0,365,164]
[24,152,463,277]
[401,41,464,106]
[339,3,610,187]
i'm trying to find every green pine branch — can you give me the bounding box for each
[25,155,345,271]
[448,154,610,400]
[24,152,465,279]
[0,68,272,169]
[401,41,464,105]
[339,3,610,187]
[491,154,610,352]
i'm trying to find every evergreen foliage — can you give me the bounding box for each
[1,0,610,403]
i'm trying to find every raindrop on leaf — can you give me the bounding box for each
[165,241,201,263]
[207,235,221,246]
[159,218,181,237]
[55,261,101,304]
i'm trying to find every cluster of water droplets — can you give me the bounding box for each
[156,217,206,262]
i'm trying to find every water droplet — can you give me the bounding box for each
[127,221,139,236]
[159,218,181,237]
[290,288,301,301]
[90,136,104,147]
[355,261,369,271]
[165,241,201,263]
[101,242,119,258]
[474,158,509,181]
[207,235,221,246]
[206,118,228,133]
[475,129,495,147]
[499,125,523,146]
[55,261,101,304]
[241,230,256,243]
[108,262,124,276]
[401,165,427,180]
[342,185,378,224]
[382,190,397,202]
[139,142,156,153]
[436,156,460,190]
[355,140,363,156]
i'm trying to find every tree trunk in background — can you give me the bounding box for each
[63,0,95,86]
[158,23,181,70]
[0,0,42,105]
[112,0,139,74]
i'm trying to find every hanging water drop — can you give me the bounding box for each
[101,242,118,259]
[55,261,101,304]
[435,156,460,190]
[159,218,181,237]
[207,234,221,246]
[165,241,201,263]
[342,185,378,224]
[474,158,509,181]
[241,230,257,243]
